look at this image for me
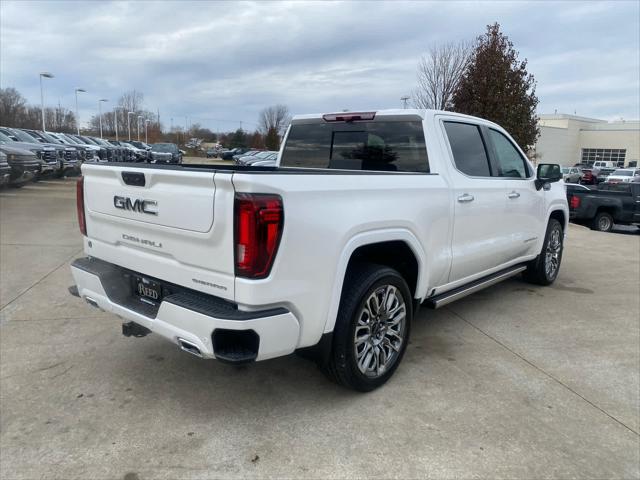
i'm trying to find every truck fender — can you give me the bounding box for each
[323,228,427,334]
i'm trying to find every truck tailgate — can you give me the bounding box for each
[81,164,236,301]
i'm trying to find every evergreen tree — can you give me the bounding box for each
[264,127,280,151]
[453,23,539,149]
[229,128,248,148]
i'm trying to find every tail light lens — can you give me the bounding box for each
[76,176,87,236]
[234,193,284,279]
[569,195,580,209]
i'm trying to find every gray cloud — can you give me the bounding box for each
[1,0,638,131]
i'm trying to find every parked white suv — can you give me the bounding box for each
[605,168,640,183]
[593,161,618,169]
[70,109,568,391]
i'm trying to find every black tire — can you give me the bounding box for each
[321,263,412,392]
[592,211,614,232]
[523,218,563,286]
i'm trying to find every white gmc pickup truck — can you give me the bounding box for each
[71,109,568,391]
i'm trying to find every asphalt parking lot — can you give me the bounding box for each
[1,178,638,479]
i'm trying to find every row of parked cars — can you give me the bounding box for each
[0,125,185,187]
[207,147,278,167]
[562,165,640,185]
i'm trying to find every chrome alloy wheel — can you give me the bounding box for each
[354,285,406,378]
[544,226,562,279]
[598,215,612,231]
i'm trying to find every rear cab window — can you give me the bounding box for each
[280,119,429,172]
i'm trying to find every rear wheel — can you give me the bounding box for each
[592,211,614,232]
[322,264,412,392]
[523,218,563,286]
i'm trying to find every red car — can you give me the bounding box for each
[580,169,596,185]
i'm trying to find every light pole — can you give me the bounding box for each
[39,72,54,131]
[127,111,135,141]
[74,88,86,135]
[145,119,150,144]
[98,99,108,138]
[137,115,143,141]
[401,95,410,109]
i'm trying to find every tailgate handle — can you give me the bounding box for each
[122,171,145,187]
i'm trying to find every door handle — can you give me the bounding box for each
[508,191,521,199]
[457,193,475,203]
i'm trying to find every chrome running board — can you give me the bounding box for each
[425,264,527,309]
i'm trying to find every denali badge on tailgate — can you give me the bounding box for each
[113,196,158,215]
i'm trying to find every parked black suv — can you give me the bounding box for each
[23,129,82,176]
[149,143,183,164]
[0,144,40,186]
[0,128,58,178]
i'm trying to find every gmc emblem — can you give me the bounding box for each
[114,196,158,215]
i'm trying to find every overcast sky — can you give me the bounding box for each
[1,0,639,132]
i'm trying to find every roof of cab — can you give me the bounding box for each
[290,109,503,129]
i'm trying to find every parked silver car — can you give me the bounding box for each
[561,166,582,183]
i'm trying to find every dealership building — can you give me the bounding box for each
[534,114,639,167]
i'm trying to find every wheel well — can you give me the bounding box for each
[550,210,566,229]
[347,241,419,298]
[595,206,616,216]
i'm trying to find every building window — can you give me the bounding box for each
[581,148,626,166]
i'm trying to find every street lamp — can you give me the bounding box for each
[145,119,150,144]
[39,72,54,131]
[98,99,108,138]
[127,111,135,141]
[137,115,143,141]
[74,88,86,135]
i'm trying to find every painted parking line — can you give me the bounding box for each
[35,180,77,185]
[0,193,74,200]
[22,185,72,190]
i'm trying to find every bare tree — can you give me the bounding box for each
[258,104,290,136]
[87,90,158,138]
[118,89,144,114]
[413,41,471,110]
[45,105,76,132]
[0,87,27,126]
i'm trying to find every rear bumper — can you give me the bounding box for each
[70,257,300,362]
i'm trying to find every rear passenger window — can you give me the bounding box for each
[443,122,491,177]
[489,129,530,178]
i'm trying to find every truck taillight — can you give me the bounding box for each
[569,195,580,209]
[234,193,283,279]
[76,176,87,236]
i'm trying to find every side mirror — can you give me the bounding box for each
[180,150,185,154]
[535,163,562,190]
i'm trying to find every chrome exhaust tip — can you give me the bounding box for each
[178,338,203,358]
